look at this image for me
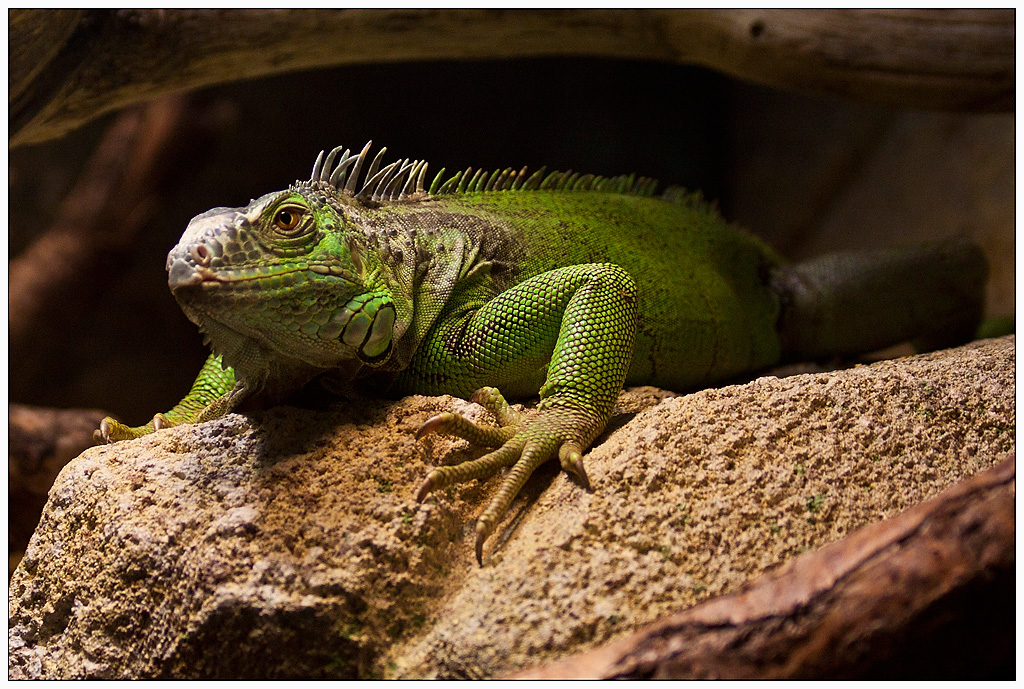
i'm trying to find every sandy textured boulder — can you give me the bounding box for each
[8,336,1014,679]
[9,405,107,569]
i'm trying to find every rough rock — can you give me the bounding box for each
[515,454,1014,679]
[8,336,1015,679]
[9,405,108,573]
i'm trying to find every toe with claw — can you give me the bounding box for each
[415,386,605,564]
[93,413,172,444]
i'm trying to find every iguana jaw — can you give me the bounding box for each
[175,294,352,388]
[168,259,344,291]
[169,243,395,375]
[183,310,329,399]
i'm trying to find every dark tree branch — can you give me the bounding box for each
[8,95,233,379]
[515,454,1015,679]
[9,9,1014,147]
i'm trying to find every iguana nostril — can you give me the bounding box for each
[191,244,212,266]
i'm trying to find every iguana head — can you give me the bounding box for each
[166,185,397,383]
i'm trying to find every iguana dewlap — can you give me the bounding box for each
[96,142,987,563]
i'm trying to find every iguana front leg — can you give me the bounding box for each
[409,263,638,563]
[94,353,238,443]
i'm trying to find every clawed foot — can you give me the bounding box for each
[93,378,248,445]
[415,387,600,564]
[92,413,172,445]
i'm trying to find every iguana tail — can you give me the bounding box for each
[771,238,989,362]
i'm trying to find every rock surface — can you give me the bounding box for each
[8,336,1015,679]
[9,405,107,571]
[515,453,1015,679]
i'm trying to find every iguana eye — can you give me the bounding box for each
[274,206,304,233]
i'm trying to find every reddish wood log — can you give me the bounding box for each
[515,454,1015,679]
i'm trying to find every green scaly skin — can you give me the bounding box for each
[95,143,987,563]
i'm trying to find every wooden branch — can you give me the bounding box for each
[9,9,85,108]
[8,94,232,373]
[515,454,1015,679]
[10,9,1014,146]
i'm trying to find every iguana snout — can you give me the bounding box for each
[166,204,262,291]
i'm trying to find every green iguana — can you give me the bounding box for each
[94,141,987,563]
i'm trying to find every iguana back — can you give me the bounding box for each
[353,189,782,395]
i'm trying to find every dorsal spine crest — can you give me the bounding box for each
[303,141,712,212]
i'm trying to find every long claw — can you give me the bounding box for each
[416,410,516,447]
[559,442,590,490]
[475,520,493,566]
[416,413,454,440]
[94,415,160,445]
[415,473,437,503]
[97,418,112,444]
[95,417,135,444]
